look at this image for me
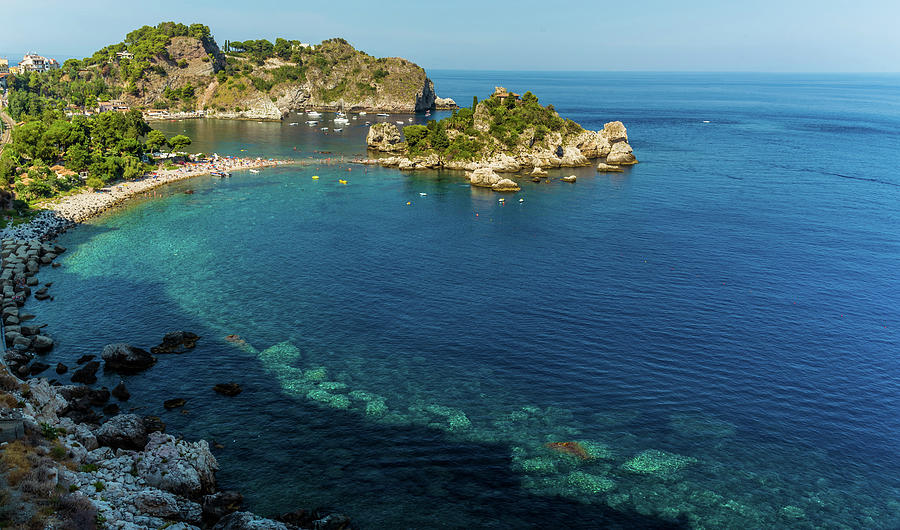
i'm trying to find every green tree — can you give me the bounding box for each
[403,125,428,150]
[169,134,192,153]
[145,130,169,153]
[85,176,104,190]
[64,144,92,172]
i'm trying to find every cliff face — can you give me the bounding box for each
[121,37,223,109]
[105,34,444,119]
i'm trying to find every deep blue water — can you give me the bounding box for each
[29,72,900,528]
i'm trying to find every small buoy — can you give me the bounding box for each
[406,201,411,205]
[519,198,524,202]
[339,179,347,184]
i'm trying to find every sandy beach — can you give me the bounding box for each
[0,156,292,240]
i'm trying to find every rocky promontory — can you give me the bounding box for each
[67,23,452,120]
[364,87,636,191]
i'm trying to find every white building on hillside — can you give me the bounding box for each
[19,54,60,73]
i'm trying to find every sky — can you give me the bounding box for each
[2,0,899,72]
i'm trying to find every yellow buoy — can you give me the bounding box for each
[406,201,411,205]
[339,179,347,184]
[312,176,319,179]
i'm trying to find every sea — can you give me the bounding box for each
[30,71,900,528]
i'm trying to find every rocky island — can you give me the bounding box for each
[365,87,636,191]
[18,22,455,121]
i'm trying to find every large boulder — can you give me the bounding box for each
[71,361,100,384]
[558,146,590,167]
[570,130,611,159]
[366,123,404,152]
[101,343,156,373]
[95,414,148,450]
[597,162,624,172]
[601,121,629,143]
[213,512,290,530]
[606,141,637,165]
[32,335,54,353]
[468,168,501,188]
[492,178,521,192]
[203,491,244,526]
[137,432,218,497]
[434,97,458,109]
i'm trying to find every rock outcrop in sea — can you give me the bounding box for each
[363,88,637,191]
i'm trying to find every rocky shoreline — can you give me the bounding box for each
[0,231,351,529]
[0,367,352,529]
[363,120,637,192]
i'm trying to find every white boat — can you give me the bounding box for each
[321,127,329,131]
[334,128,343,132]
[288,122,298,126]
[306,120,318,126]
[419,192,427,196]
[352,116,358,120]
[377,113,390,117]
[249,169,260,174]
[334,117,350,125]
[359,111,368,116]
[308,111,322,118]
[396,121,404,125]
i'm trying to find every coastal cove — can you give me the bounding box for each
[12,71,900,528]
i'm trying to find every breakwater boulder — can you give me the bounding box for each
[101,343,157,373]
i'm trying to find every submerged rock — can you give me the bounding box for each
[213,383,243,397]
[567,471,616,494]
[102,343,156,373]
[112,381,131,401]
[28,361,50,376]
[143,415,166,434]
[151,331,200,354]
[71,361,100,384]
[621,449,697,479]
[164,398,187,410]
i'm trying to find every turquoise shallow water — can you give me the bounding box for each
[27,72,900,528]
